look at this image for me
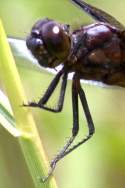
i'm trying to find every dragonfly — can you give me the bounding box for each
[9,0,125,182]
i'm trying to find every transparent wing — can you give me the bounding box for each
[71,0,125,30]
[8,37,107,87]
[8,37,58,74]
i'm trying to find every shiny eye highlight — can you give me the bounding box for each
[52,26,60,34]
[41,20,71,59]
[31,29,40,37]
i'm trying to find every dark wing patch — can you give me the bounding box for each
[71,0,124,30]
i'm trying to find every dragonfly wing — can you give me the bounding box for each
[71,0,125,30]
[8,37,59,74]
[8,37,40,70]
[8,37,109,87]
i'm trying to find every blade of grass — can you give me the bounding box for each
[0,89,21,137]
[0,19,58,188]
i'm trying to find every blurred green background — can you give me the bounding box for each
[1,0,125,188]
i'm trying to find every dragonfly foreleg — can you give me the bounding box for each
[23,69,68,112]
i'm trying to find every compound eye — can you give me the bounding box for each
[41,21,71,59]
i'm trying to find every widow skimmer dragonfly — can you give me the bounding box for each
[9,0,125,182]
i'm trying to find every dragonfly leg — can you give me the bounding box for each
[58,80,95,158]
[41,74,79,182]
[23,69,68,112]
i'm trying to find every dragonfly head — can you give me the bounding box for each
[26,18,71,68]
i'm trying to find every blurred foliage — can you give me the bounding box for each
[1,0,125,188]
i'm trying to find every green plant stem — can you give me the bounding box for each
[0,19,58,188]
